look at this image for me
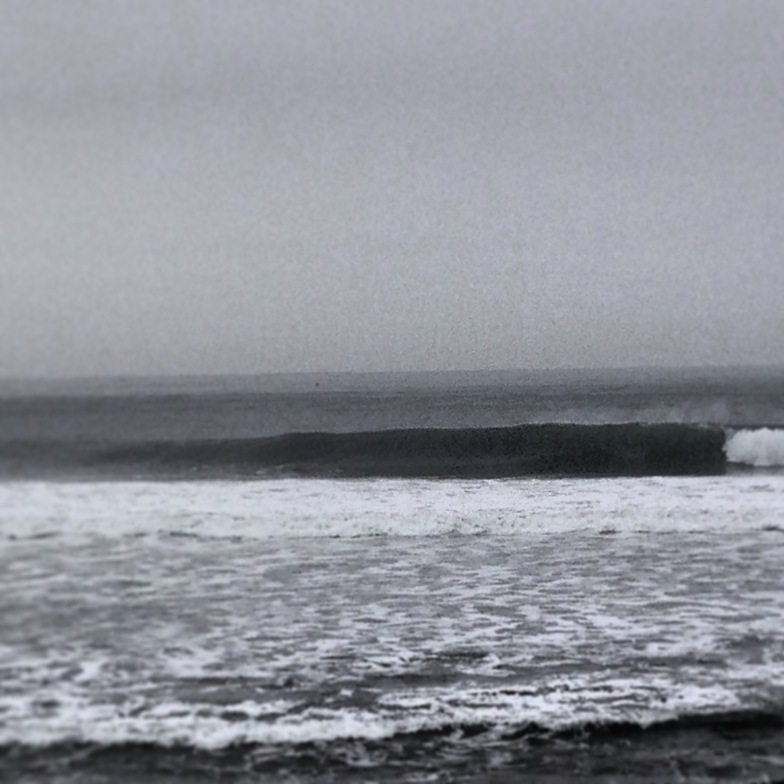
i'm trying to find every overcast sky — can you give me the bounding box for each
[1,0,783,377]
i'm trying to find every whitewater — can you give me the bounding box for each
[2,472,784,543]
[725,426,784,467]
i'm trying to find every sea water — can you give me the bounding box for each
[1,367,784,782]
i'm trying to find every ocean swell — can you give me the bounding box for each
[1,423,733,480]
[2,423,782,480]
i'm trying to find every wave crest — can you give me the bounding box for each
[725,428,784,467]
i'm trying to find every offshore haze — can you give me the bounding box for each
[2,0,783,378]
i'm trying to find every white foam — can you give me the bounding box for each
[2,474,784,545]
[1,667,779,750]
[725,428,784,467]
[3,475,784,754]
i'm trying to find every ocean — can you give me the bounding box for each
[1,366,784,783]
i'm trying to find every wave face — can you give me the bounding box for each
[1,423,734,480]
[250,423,730,477]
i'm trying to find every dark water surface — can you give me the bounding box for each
[1,366,783,480]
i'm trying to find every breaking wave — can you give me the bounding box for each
[725,427,784,467]
[2,423,783,480]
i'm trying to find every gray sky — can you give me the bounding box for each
[1,0,783,377]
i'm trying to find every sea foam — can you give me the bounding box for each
[725,428,784,467]
[3,474,784,544]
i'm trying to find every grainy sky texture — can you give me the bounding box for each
[1,0,783,377]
